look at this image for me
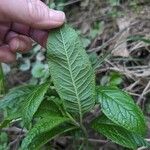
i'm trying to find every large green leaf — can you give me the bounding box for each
[46,25,95,116]
[21,83,49,124]
[21,116,71,150]
[91,114,149,149]
[97,86,146,135]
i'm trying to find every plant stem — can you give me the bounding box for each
[0,63,5,95]
[79,114,89,148]
[66,112,89,148]
[66,112,80,127]
[80,122,89,149]
[66,110,89,148]
[63,136,108,144]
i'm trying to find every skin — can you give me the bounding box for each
[0,0,65,63]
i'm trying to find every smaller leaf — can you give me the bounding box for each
[21,116,70,150]
[109,72,123,86]
[101,72,123,86]
[21,82,49,125]
[26,125,76,149]
[0,120,11,129]
[97,86,146,135]
[34,99,63,118]
[0,85,34,110]
[91,114,150,149]
[31,62,48,78]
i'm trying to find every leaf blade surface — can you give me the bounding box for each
[92,114,149,149]
[46,25,95,116]
[97,86,146,135]
[21,116,70,150]
[21,82,49,124]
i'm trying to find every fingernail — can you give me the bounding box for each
[50,10,66,23]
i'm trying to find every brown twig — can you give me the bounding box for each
[137,81,150,105]
[8,135,25,148]
[2,127,26,134]
[62,136,108,144]
[125,80,141,91]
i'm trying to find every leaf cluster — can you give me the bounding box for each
[0,25,149,150]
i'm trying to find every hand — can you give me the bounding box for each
[0,0,65,63]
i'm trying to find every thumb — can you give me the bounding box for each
[0,0,65,29]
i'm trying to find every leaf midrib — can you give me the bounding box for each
[60,29,82,118]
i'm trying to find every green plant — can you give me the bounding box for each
[0,132,8,150]
[0,64,5,95]
[129,0,142,12]
[100,72,123,86]
[0,25,149,149]
[48,0,69,11]
[108,0,120,6]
